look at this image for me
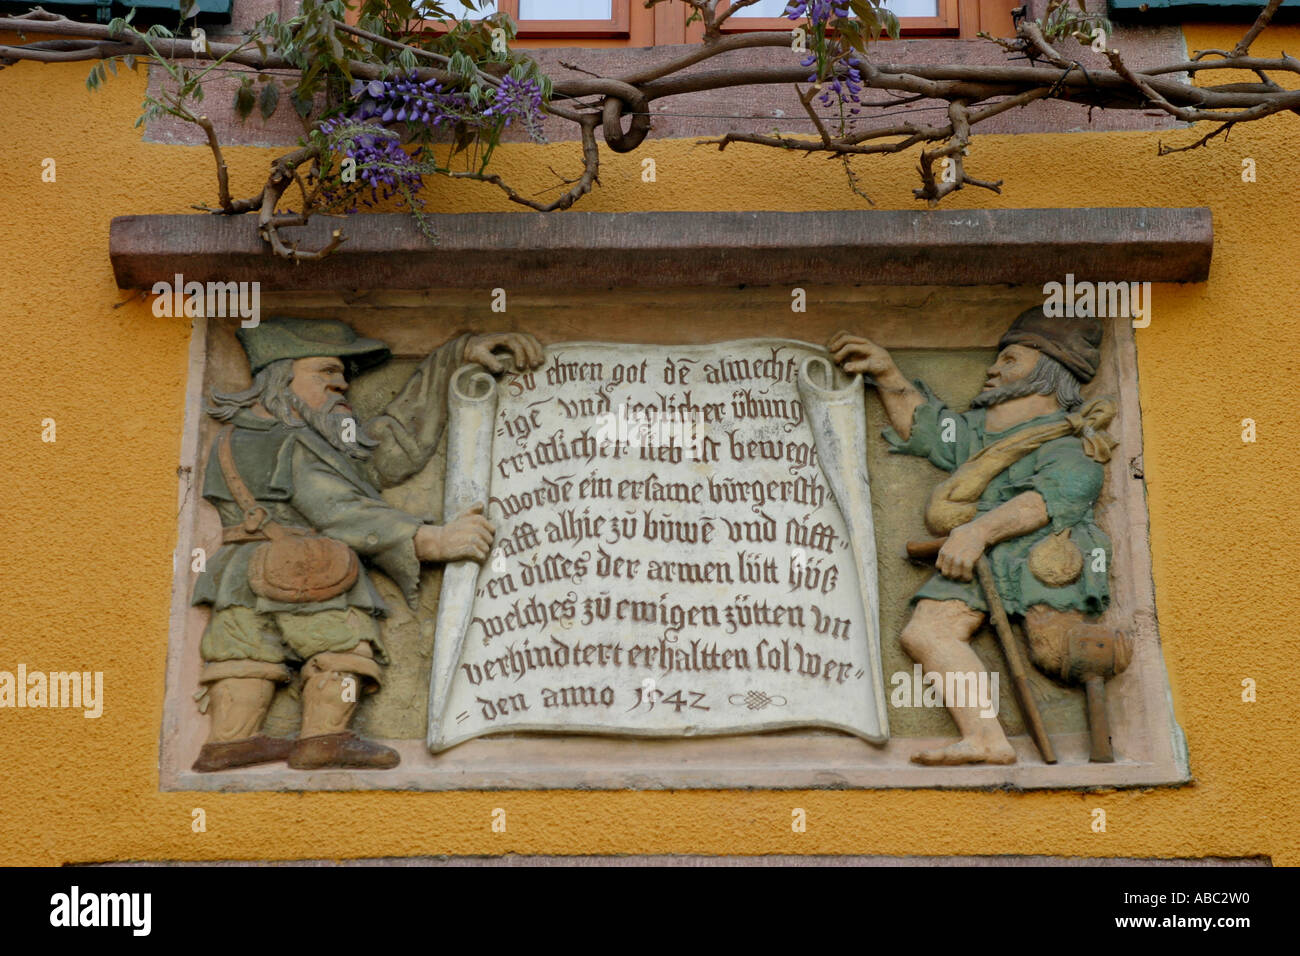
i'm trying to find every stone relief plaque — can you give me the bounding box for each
[429,340,887,751]
[159,292,1189,791]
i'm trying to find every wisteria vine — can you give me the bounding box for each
[785,0,896,117]
[313,67,547,220]
[2,0,1293,260]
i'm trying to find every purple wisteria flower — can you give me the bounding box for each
[786,0,866,112]
[347,74,482,129]
[785,0,852,24]
[317,115,423,206]
[482,74,547,142]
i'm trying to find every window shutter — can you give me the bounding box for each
[1109,0,1300,20]
[0,0,232,25]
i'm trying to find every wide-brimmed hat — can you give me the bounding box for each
[237,317,391,375]
[998,306,1102,383]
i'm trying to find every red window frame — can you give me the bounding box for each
[714,0,961,37]
[427,0,633,39]
[507,0,631,39]
[409,0,1013,45]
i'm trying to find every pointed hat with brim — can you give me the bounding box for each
[237,317,391,375]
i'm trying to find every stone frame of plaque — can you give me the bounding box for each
[159,285,1189,792]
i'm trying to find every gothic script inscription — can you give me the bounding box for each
[427,340,888,752]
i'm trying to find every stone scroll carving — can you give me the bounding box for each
[427,340,890,752]
[165,309,1190,791]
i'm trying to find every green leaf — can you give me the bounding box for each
[259,81,280,120]
[181,0,201,19]
[451,122,474,155]
[300,60,323,93]
[450,51,474,79]
[234,79,256,121]
[291,90,314,119]
[839,19,867,53]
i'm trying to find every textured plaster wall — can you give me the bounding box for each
[0,23,1295,864]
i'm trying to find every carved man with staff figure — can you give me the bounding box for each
[830,308,1131,765]
[190,317,543,772]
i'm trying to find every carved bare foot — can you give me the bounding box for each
[912,738,1017,766]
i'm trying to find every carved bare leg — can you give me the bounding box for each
[903,599,1016,766]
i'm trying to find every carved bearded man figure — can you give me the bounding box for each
[831,308,1129,765]
[190,318,543,772]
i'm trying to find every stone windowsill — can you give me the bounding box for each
[109,207,1212,291]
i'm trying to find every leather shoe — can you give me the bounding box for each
[192,735,294,772]
[288,732,400,770]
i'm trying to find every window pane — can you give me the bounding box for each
[732,0,941,16]
[729,0,794,15]
[519,0,613,18]
[436,0,499,17]
[881,0,938,16]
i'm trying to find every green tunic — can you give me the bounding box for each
[883,381,1111,618]
[190,412,424,617]
[191,334,470,621]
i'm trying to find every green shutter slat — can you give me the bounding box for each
[0,0,232,24]
[1110,0,1300,17]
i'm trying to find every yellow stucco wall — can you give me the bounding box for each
[0,24,1295,865]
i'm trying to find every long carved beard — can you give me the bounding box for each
[288,392,379,461]
[968,376,1049,409]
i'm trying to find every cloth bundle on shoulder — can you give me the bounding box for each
[923,398,1118,587]
[923,398,1118,537]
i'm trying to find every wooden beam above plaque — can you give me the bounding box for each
[109,207,1212,291]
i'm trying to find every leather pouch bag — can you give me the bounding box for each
[218,424,360,603]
